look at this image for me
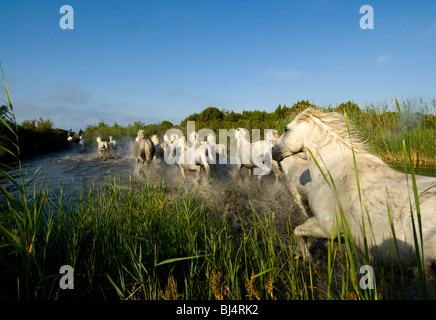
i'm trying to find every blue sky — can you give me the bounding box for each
[1,0,435,130]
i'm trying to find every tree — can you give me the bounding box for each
[35,117,54,133]
[21,119,37,130]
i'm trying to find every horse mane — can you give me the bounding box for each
[297,107,386,165]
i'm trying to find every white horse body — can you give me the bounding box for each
[133,136,156,170]
[174,135,212,181]
[151,135,168,164]
[78,135,86,151]
[272,107,436,272]
[235,128,272,181]
[96,137,112,160]
[135,130,144,142]
[109,136,117,151]
[206,133,227,164]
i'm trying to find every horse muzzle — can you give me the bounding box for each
[272,144,284,162]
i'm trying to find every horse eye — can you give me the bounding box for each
[284,127,288,133]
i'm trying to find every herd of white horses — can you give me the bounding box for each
[93,107,436,276]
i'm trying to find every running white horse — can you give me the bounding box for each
[133,132,156,171]
[96,137,112,160]
[78,135,86,151]
[173,134,212,182]
[206,133,227,164]
[272,107,436,273]
[151,134,168,164]
[234,128,273,182]
[109,136,118,151]
[135,130,145,142]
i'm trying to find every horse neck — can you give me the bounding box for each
[305,135,355,175]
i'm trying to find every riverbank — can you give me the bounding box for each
[0,127,69,165]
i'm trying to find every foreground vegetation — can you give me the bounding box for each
[1,173,433,300]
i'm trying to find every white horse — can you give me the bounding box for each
[135,130,145,142]
[96,137,112,160]
[206,133,228,164]
[151,134,168,164]
[173,135,212,182]
[133,133,156,171]
[272,107,436,273]
[234,128,273,182]
[109,136,118,151]
[78,135,86,151]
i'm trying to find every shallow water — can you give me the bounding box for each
[0,141,299,231]
[391,164,436,178]
[0,142,136,199]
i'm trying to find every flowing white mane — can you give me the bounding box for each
[296,107,386,165]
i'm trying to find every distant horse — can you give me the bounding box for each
[272,107,436,273]
[133,134,156,171]
[173,135,212,182]
[67,133,86,151]
[135,130,145,142]
[234,128,273,182]
[206,133,227,164]
[96,137,112,160]
[109,136,118,151]
[78,135,86,151]
[151,134,168,164]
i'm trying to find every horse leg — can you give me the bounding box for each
[233,162,243,180]
[180,166,186,179]
[288,183,310,220]
[272,160,284,181]
[293,217,335,261]
[196,166,202,183]
[255,163,271,184]
[200,154,212,183]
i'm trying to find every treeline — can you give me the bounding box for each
[0,108,69,163]
[84,120,175,144]
[83,100,320,144]
[180,100,318,132]
[4,98,435,164]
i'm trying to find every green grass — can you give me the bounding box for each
[1,171,431,300]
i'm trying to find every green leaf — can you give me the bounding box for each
[155,255,203,267]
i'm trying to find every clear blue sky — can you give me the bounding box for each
[1,0,435,130]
